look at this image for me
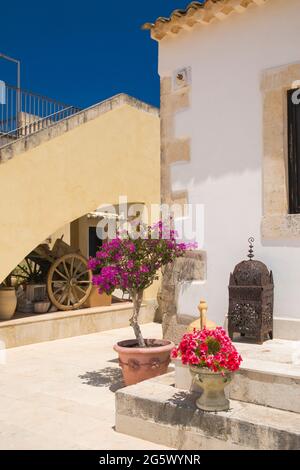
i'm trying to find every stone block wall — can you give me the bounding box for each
[157,251,206,344]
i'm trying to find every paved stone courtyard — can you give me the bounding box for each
[0,322,167,450]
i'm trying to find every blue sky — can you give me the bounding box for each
[0,1,198,109]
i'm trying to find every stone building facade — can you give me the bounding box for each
[145,0,300,340]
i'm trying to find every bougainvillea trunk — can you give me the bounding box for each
[129,289,146,348]
[87,221,198,350]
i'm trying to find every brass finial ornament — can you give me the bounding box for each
[188,299,217,332]
[198,299,208,330]
[247,237,255,260]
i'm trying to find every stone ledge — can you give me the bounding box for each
[273,316,300,341]
[262,214,300,239]
[0,94,159,163]
[115,373,300,450]
[0,302,135,327]
[0,302,154,349]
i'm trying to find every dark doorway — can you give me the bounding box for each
[88,227,102,258]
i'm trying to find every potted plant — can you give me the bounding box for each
[88,221,196,385]
[0,274,17,321]
[172,327,242,412]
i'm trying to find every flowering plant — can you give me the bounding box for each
[88,221,197,347]
[172,327,242,373]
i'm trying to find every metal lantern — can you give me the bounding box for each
[228,238,274,344]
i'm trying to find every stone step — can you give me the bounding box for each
[175,360,300,414]
[174,339,300,413]
[115,373,300,450]
[229,364,300,414]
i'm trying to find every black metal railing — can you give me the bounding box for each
[0,83,81,147]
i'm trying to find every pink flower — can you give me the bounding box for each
[171,349,178,359]
[140,265,149,273]
[88,220,197,296]
[172,327,242,373]
[87,258,98,270]
[96,251,109,259]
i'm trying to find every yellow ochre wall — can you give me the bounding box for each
[0,100,160,305]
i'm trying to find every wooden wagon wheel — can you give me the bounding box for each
[11,257,48,286]
[47,253,92,311]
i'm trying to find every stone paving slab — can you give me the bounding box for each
[0,322,169,450]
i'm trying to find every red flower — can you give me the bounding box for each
[172,327,242,373]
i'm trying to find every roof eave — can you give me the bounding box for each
[142,0,269,42]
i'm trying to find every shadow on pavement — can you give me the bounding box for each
[79,366,124,392]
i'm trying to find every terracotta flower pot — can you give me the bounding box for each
[190,366,233,412]
[114,339,174,386]
[0,287,17,321]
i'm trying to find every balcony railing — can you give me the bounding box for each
[0,83,81,147]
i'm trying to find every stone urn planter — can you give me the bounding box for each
[114,339,174,386]
[190,366,233,412]
[0,287,17,321]
[172,326,242,413]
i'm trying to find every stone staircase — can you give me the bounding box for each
[229,340,300,414]
[115,339,300,450]
[0,93,159,285]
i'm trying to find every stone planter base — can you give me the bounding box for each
[190,366,232,412]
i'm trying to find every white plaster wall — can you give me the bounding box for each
[159,0,300,325]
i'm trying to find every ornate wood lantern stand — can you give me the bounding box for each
[228,238,274,344]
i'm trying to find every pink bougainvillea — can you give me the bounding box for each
[172,327,242,373]
[88,221,197,295]
[88,220,197,347]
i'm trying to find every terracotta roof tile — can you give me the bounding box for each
[143,0,269,41]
